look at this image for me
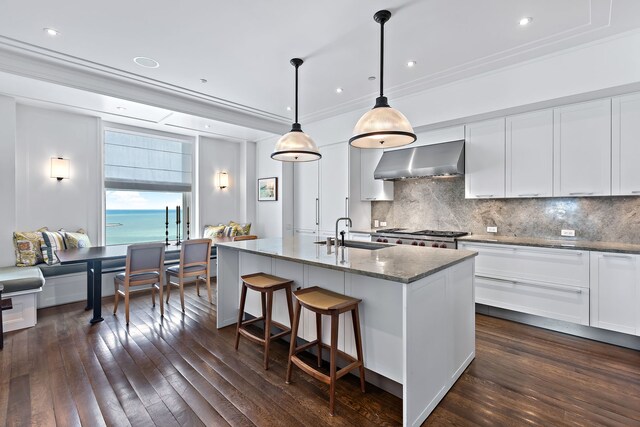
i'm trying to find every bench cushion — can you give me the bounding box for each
[0,266,45,294]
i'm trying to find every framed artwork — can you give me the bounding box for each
[258,177,278,201]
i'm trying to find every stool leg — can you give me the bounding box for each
[329,313,339,416]
[165,272,171,303]
[352,306,366,393]
[152,285,156,307]
[179,277,185,313]
[315,313,323,368]
[261,292,267,320]
[286,301,302,384]
[235,284,248,350]
[196,277,200,297]
[264,290,273,370]
[284,285,294,328]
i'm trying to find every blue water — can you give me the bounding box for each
[106,209,184,245]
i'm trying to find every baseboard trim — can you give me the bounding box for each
[476,303,640,351]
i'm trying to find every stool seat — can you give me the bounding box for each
[294,287,361,312]
[235,272,295,370]
[241,273,292,289]
[287,286,365,416]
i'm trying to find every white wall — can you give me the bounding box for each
[15,104,101,242]
[0,96,17,265]
[198,136,242,229]
[255,137,286,238]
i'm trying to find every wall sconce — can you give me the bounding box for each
[216,171,229,189]
[50,157,70,181]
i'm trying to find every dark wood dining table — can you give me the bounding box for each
[56,238,232,324]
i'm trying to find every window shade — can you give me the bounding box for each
[104,130,192,192]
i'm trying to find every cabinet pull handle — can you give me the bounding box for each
[517,193,540,197]
[569,192,595,196]
[315,198,319,226]
[476,274,583,294]
[345,197,349,217]
[602,253,632,259]
[631,191,640,194]
[365,197,376,200]
[475,194,494,198]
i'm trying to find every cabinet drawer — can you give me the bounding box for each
[460,243,589,288]
[475,275,589,325]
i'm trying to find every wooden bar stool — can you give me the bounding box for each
[286,286,365,416]
[235,272,294,370]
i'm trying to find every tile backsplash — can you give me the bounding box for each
[371,176,640,243]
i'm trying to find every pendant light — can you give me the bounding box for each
[349,10,416,149]
[272,58,321,162]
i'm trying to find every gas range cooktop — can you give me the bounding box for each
[374,228,469,238]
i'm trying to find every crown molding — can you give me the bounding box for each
[0,41,289,135]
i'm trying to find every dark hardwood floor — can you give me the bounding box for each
[1,281,639,426]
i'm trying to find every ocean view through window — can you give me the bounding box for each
[104,126,193,245]
[106,191,184,245]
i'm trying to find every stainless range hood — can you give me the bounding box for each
[373,140,465,180]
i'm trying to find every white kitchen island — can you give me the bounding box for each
[216,236,477,426]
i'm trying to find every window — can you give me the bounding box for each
[104,128,193,245]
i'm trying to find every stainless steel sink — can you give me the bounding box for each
[313,239,393,251]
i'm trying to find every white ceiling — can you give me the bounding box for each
[1,0,640,131]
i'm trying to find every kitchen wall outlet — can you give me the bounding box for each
[561,229,576,237]
[380,221,387,227]
[487,226,498,233]
[373,219,380,228]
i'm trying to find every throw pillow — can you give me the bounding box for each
[203,224,226,239]
[13,227,48,266]
[41,230,67,265]
[229,221,251,236]
[65,230,92,248]
[221,225,238,238]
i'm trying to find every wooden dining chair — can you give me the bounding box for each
[166,238,212,312]
[233,235,258,241]
[113,242,166,325]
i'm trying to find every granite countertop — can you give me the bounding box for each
[217,236,477,284]
[458,235,640,254]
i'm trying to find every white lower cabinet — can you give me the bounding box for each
[459,242,590,325]
[590,252,640,335]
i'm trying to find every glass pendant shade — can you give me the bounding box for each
[350,10,416,149]
[349,101,416,149]
[271,126,321,162]
[272,58,321,162]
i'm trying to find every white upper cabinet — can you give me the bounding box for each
[465,118,506,199]
[612,93,640,196]
[293,160,319,234]
[553,99,611,197]
[360,149,393,201]
[319,143,349,233]
[590,252,640,335]
[506,109,553,198]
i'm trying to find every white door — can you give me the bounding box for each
[590,252,640,335]
[319,143,349,234]
[465,118,506,199]
[553,99,611,197]
[612,93,640,196]
[506,109,553,198]
[360,149,393,201]
[293,160,319,234]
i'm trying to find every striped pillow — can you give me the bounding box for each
[41,231,67,265]
[221,225,238,238]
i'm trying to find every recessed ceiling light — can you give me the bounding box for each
[407,60,417,67]
[286,106,292,111]
[200,78,208,83]
[43,28,60,36]
[116,106,127,111]
[336,87,343,94]
[519,17,533,26]
[204,124,210,129]
[368,76,376,81]
[133,56,160,68]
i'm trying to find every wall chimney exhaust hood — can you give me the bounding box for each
[373,140,465,180]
